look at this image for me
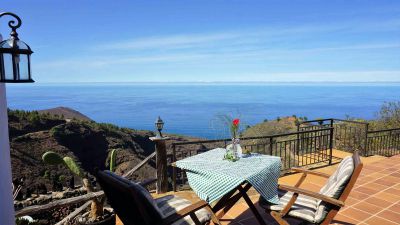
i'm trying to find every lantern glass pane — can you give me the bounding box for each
[18,54,29,80]
[3,53,14,80]
[0,39,30,50]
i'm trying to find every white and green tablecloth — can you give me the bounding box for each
[175,148,281,204]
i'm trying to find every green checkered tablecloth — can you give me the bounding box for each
[175,148,281,204]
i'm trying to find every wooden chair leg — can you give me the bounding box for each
[206,205,222,225]
[189,212,202,225]
[270,211,290,225]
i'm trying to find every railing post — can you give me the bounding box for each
[172,144,177,192]
[269,137,273,155]
[364,123,369,156]
[296,122,300,154]
[330,119,336,147]
[329,127,334,165]
[150,136,170,194]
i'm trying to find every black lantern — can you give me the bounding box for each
[155,116,164,138]
[0,12,34,83]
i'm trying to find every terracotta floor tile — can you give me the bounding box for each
[365,172,386,179]
[219,218,235,225]
[375,178,398,187]
[390,173,400,179]
[364,216,399,225]
[361,168,378,174]
[366,165,385,172]
[385,175,400,183]
[237,217,274,225]
[354,186,380,195]
[299,182,322,192]
[377,210,400,223]
[364,197,393,208]
[345,197,360,206]
[394,183,400,190]
[352,202,384,214]
[386,188,400,196]
[356,177,373,185]
[226,204,252,219]
[359,182,387,191]
[332,213,359,224]
[340,207,372,221]
[374,192,400,203]
[388,202,400,213]
[349,190,372,200]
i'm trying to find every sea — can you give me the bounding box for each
[5,82,400,139]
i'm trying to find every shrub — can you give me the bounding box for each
[375,101,400,129]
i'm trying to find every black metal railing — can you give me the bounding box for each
[298,118,400,157]
[169,128,334,191]
[366,128,400,156]
[298,118,369,155]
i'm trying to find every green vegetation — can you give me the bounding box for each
[109,149,118,172]
[42,149,119,221]
[371,101,400,130]
[42,151,104,220]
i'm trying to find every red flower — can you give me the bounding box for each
[232,118,240,126]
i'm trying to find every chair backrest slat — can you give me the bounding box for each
[321,151,363,225]
[338,150,363,202]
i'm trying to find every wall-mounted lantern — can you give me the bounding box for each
[0,12,34,83]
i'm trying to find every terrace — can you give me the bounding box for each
[13,118,400,224]
[148,150,400,225]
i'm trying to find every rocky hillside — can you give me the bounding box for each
[38,107,92,121]
[242,116,301,137]
[9,108,198,197]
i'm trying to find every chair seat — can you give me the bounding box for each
[259,190,318,223]
[155,195,211,225]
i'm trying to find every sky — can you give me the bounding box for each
[1,0,400,83]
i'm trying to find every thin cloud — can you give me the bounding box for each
[94,19,400,52]
[224,71,400,82]
[35,41,400,69]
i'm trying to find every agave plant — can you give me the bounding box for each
[42,149,117,221]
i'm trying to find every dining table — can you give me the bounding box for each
[173,148,282,225]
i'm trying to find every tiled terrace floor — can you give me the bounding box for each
[117,151,400,224]
[212,153,400,225]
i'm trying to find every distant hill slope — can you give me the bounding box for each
[38,107,92,121]
[8,108,199,196]
[242,116,299,137]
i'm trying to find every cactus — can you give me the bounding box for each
[41,149,119,220]
[42,151,103,219]
[42,151,84,177]
[109,149,117,172]
[42,151,64,165]
[63,156,84,177]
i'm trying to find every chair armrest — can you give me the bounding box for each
[291,167,331,178]
[279,184,344,207]
[138,178,157,187]
[162,200,210,225]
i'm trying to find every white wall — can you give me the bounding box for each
[0,84,15,224]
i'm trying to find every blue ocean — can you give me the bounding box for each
[5,83,400,139]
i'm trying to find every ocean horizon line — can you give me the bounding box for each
[9,81,400,86]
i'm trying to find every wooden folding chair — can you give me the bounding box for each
[96,170,221,225]
[260,151,363,225]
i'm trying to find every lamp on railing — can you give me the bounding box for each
[150,117,169,194]
[0,12,34,83]
[0,12,34,224]
[155,116,164,138]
